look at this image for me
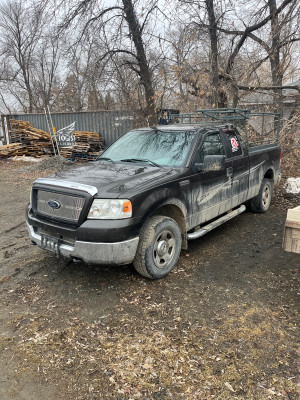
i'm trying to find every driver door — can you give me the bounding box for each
[189,131,233,226]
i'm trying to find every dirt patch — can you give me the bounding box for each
[15,155,74,173]
[0,159,299,400]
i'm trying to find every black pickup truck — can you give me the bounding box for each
[26,110,281,279]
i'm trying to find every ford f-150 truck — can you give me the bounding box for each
[26,109,281,279]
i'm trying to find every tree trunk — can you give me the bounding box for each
[122,0,157,125]
[205,0,221,108]
[268,0,284,113]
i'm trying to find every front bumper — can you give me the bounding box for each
[27,222,139,265]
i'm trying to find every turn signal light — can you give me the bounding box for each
[123,200,132,213]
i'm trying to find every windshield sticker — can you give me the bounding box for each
[230,137,239,152]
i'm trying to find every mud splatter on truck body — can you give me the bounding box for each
[26,108,281,279]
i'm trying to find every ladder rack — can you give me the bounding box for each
[164,108,281,147]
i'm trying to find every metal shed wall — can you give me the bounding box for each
[9,111,136,147]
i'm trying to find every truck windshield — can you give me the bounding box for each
[100,129,196,167]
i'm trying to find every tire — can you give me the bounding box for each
[133,216,182,279]
[250,178,273,213]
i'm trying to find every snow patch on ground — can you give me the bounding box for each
[286,178,300,194]
[8,156,44,162]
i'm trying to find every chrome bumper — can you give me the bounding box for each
[27,222,139,265]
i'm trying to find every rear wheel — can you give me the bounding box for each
[133,216,182,279]
[250,178,273,213]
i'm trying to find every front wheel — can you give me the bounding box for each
[133,216,182,279]
[250,178,273,213]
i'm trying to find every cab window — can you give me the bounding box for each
[199,133,225,163]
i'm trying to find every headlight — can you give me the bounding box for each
[88,199,132,219]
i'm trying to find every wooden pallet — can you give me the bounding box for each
[0,143,26,158]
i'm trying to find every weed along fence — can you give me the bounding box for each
[0,110,136,161]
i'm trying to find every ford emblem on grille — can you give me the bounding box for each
[48,200,61,209]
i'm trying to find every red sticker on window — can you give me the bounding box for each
[231,137,238,152]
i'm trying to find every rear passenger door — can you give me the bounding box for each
[221,128,250,207]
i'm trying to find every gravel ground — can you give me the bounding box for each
[0,159,299,400]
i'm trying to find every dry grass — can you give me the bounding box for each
[6,281,298,400]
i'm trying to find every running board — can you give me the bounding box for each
[187,205,246,240]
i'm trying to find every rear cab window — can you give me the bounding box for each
[222,128,243,157]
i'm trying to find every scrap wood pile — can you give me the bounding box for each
[0,120,53,158]
[59,131,105,162]
[0,120,104,162]
[0,142,27,158]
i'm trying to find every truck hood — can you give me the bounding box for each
[40,162,182,198]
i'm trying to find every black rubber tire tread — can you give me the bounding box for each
[133,215,182,279]
[250,178,273,213]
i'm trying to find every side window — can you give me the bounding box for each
[225,132,242,156]
[199,133,225,163]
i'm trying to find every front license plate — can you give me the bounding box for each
[41,235,59,254]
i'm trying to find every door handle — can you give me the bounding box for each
[227,167,233,178]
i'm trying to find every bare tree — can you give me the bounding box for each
[0,0,298,116]
[0,0,66,113]
[177,0,299,111]
[0,0,45,112]
[215,0,300,111]
[58,0,160,124]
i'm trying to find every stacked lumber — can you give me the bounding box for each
[0,143,26,158]
[8,119,54,158]
[73,131,104,145]
[10,120,51,141]
[0,120,105,161]
[59,131,104,162]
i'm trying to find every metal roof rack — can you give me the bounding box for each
[166,108,281,147]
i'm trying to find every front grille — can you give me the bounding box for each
[36,190,86,222]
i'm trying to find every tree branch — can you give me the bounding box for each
[60,4,123,32]
[97,49,138,63]
[238,85,300,91]
[223,0,294,74]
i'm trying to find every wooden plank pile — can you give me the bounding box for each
[6,119,54,158]
[0,142,26,158]
[0,120,105,161]
[59,131,104,162]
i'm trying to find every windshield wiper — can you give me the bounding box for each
[97,157,115,163]
[120,158,161,167]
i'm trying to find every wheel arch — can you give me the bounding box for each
[264,167,275,182]
[148,198,188,250]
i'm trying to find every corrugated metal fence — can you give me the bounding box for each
[9,111,137,147]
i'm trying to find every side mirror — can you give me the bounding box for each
[196,155,225,172]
